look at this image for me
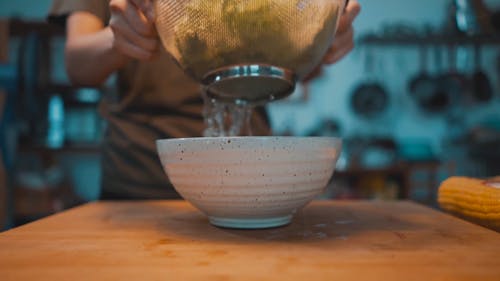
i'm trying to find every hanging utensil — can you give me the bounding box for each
[413,45,450,113]
[408,44,437,104]
[441,44,468,105]
[350,47,389,119]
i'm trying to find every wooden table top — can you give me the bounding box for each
[0,200,499,281]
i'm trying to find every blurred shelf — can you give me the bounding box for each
[333,160,444,204]
[336,164,407,176]
[359,33,500,46]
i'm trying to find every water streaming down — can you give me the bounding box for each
[202,92,255,137]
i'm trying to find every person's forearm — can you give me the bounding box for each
[65,27,129,87]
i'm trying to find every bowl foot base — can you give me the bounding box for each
[209,215,292,229]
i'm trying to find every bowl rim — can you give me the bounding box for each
[156,136,342,146]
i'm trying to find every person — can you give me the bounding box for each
[48,0,361,200]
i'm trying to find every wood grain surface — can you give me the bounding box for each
[0,200,499,281]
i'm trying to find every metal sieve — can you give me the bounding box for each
[155,0,347,104]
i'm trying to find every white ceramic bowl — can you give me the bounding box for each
[157,136,341,229]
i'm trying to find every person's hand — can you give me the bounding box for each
[303,0,361,82]
[323,0,361,64]
[109,0,159,60]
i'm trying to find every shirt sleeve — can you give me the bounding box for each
[47,0,110,26]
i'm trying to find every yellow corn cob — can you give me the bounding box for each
[438,177,500,232]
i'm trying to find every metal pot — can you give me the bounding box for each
[408,45,437,108]
[436,45,467,110]
[350,48,389,119]
[411,45,452,113]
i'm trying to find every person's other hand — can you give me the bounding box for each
[109,0,159,60]
[323,0,361,64]
[303,0,361,82]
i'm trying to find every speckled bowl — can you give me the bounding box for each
[156,137,341,229]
